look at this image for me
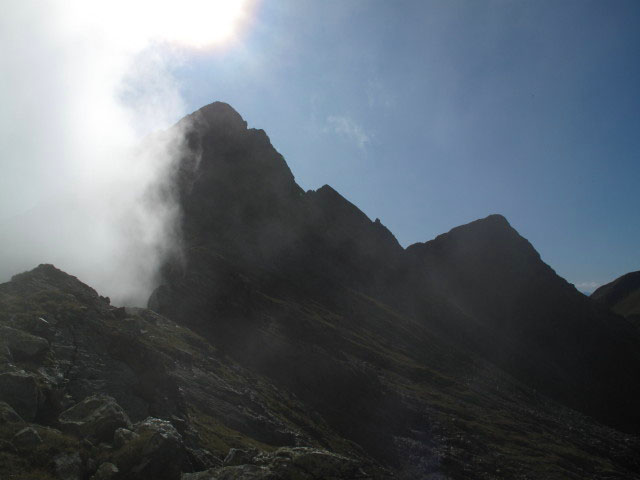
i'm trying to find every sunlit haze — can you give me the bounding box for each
[0,1,638,304]
[60,0,253,49]
[0,0,258,304]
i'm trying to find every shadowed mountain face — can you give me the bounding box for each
[2,102,638,479]
[141,102,640,477]
[407,216,640,433]
[592,271,640,326]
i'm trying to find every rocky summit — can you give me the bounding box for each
[1,102,640,479]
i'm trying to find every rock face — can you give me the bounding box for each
[407,215,640,432]
[0,325,49,360]
[592,270,640,324]
[0,401,24,425]
[0,371,40,421]
[12,426,42,448]
[58,395,132,441]
[0,264,383,479]
[147,102,640,478]
[1,103,640,479]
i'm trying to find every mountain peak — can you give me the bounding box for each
[187,101,248,131]
[407,213,526,261]
[479,213,510,227]
[448,213,513,234]
[10,264,100,300]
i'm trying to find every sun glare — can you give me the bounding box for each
[61,0,255,50]
[150,0,252,48]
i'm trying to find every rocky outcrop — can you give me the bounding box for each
[109,417,186,480]
[0,325,49,360]
[0,371,41,421]
[0,264,386,479]
[12,426,42,449]
[0,401,24,425]
[58,395,132,441]
[91,462,119,480]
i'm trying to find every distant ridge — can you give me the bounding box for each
[592,270,640,324]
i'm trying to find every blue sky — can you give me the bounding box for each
[164,0,640,291]
[1,1,638,299]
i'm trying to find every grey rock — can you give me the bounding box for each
[0,371,40,420]
[12,426,42,448]
[223,448,258,466]
[134,417,183,441]
[58,394,132,441]
[121,417,185,479]
[0,343,12,363]
[54,451,83,480]
[113,427,139,448]
[91,462,119,480]
[187,447,221,470]
[0,400,24,425]
[86,457,98,473]
[0,326,49,360]
[263,447,364,478]
[0,439,17,453]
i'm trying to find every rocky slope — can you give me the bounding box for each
[592,270,640,326]
[3,265,640,479]
[0,265,384,479]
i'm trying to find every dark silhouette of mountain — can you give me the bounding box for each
[1,102,640,479]
[407,216,640,433]
[592,270,640,326]
[147,102,640,477]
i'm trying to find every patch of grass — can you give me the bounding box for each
[0,426,80,480]
[188,406,275,457]
[108,430,155,472]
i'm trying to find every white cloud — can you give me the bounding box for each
[0,1,253,305]
[326,115,371,150]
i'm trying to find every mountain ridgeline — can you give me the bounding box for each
[152,101,640,432]
[592,271,640,326]
[1,102,639,479]
[148,102,640,475]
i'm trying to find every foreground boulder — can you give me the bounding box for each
[91,462,119,480]
[0,325,49,361]
[58,395,132,442]
[111,417,185,480]
[0,371,40,421]
[12,426,42,449]
[0,401,24,426]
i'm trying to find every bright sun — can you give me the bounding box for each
[148,0,252,48]
[63,0,254,50]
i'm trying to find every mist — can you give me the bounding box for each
[0,2,209,305]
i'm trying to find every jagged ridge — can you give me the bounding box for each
[2,102,640,479]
